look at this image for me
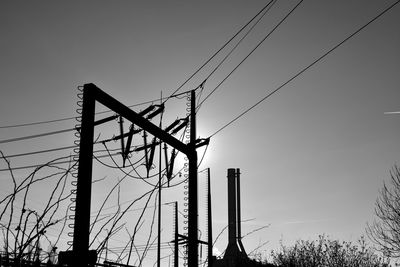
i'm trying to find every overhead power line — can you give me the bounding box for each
[209,0,400,138]
[198,0,304,110]
[199,0,279,97]
[0,128,76,145]
[0,150,120,172]
[3,145,77,159]
[162,0,277,104]
[0,90,192,130]
[0,0,276,131]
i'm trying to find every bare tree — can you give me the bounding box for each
[0,151,73,265]
[367,165,400,258]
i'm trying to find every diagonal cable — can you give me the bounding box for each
[209,0,400,137]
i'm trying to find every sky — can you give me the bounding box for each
[1,0,400,265]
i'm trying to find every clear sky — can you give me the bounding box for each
[1,0,400,265]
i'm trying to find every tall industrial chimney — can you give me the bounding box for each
[223,168,247,265]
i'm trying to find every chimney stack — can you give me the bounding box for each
[223,168,247,264]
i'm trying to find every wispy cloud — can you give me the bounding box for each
[384,111,400,114]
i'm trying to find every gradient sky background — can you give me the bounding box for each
[1,0,400,265]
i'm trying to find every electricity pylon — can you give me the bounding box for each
[70,83,207,266]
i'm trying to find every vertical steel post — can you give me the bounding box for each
[73,85,96,265]
[207,168,213,267]
[236,168,246,254]
[174,201,179,267]
[236,168,241,241]
[157,93,163,267]
[188,90,198,267]
[157,141,162,267]
[227,168,237,245]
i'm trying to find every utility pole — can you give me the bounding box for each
[236,168,246,254]
[187,89,198,267]
[174,201,179,267]
[72,87,95,266]
[207,168,213,267]
[70,84,205,267]
[157,93,163,267]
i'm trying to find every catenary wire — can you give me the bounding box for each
[200,0,278,90]
[162,0,277,105]
[208,0,400,138]
[0,89,193,130]
[0,128,76,145]
[197,0,304,110]
[3,145,78,159]
[1,2,274,169]
[0,1,275,144]
[0,109,190,171]
[0,150,120,172]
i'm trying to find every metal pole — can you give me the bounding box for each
[174,202,179,267]
[236,168,241,241]
[207,168,213,267]
[188,90,198,267]
[73,85,96,266]
[227,169,237,245]
[157,92,163,267]
[157,143,162,267]
[236,168,246,254]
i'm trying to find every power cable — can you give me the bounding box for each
[208,0,400,138]
[3,145,77,159]
[197,0,304,110]
[0,90,192,130]
[0,1,276,148]
[0,128,75,145]
[162,0,277,104]
[0,150,120,172]
[0,90,194,146]
[200,0,278,91]
[0,111,190,171]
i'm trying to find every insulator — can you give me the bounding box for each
[123,124,135,163]
[181,91,190,264]
[138,105,155,116]
[167,149,176,181]
[67,86,82,247]
[164,119,181,133]
[171,121,188,135]
[147,141,156,176]
[94,115,118,126]
[170,119,189,135]
[147,104,164,120]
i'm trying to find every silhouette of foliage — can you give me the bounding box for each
[367,165,400,259]
[0,151,73,265]
[270,235,388,267]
